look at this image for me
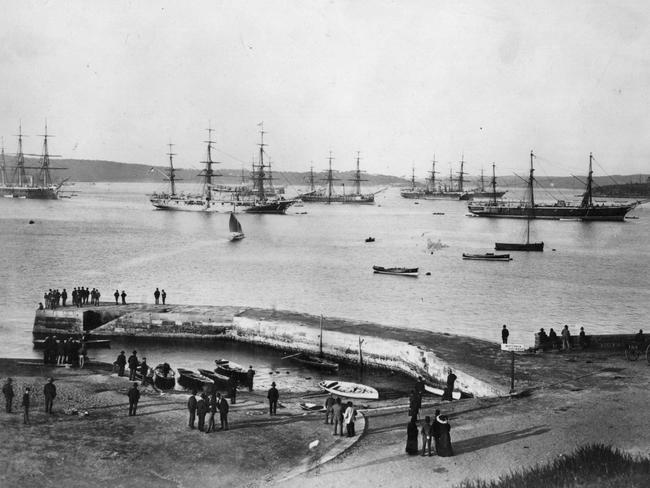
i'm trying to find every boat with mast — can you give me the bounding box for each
[461,164,507,200]
[298,151,376,204]
[228,212,245,240]
[468,152,638,221]
[0,124,64,199]
[400,156,470,200]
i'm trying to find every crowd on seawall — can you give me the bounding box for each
[39,286,168,310]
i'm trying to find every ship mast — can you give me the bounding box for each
[198,126,221,204]
[38,123,54,187]
[528,151,536,217]
[13,124,27,187]
[580,153,594,208]
[491,163,498,206]
[256,126,267,199]
[349,151,367,195]
[427,155,438,192]
[409,167,416,191]
[308,164,315,192]
[325,151,337,203]
[0,138,7,187]
[457,155,466,193]
[167,143,177,197]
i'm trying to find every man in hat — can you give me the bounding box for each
[128,351,139,381]
[246,365,255,392]
[44,377,57,414]
[120,290,127,305]
[2,377,14,413]
[127,382,140,416]
[22,387,31,424]
[114,290,119,305]
[501,324,509,344]
[154,288,160,305]
[217,392,229,430]
[115,351,127,377]
[187,389,198,429]
[267,382,279,415]
[196,393,208,431]
[161,289,166,305]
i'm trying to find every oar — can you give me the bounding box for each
[281,352,302,360]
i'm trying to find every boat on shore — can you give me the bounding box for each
[468,152,638,221]
[153,363,176,390]
[462,253,512,261]
[372,265,419,277]
[197,368,231,388]
[214,359,249,385]
[177,368,214,390]
[0,124,65,200]
[424,385,461,400]
[318,380,379,400]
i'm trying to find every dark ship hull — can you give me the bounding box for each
[0,185,58,199]
[467,202,635,221]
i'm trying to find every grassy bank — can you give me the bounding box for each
[457,444,650,488]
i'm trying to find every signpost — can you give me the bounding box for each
[501,344,526,392]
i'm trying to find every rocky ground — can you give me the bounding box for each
[1,348,649,488]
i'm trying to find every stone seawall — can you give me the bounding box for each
[33,303,511,397]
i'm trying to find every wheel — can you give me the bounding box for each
[625,346,639,361]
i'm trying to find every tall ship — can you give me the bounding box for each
[0,124,63,199]
[460,165,507,200]
[400,156,475,200]
[298,152,375,204]
[467,152,638,221]
[150,126,295,214]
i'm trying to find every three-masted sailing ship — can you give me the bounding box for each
[0,124,64,199]
[298,151,375,204]
[468,152,638,221]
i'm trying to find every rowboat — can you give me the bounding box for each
[462,253,512,261]
[214,359,249,385]
[197,368,231,388]
[153,363,176,390]
[424,384,461,400]
[300,402,326,412]
[318,380,379,400]
[176,368,214,390]
[372,265,419,277]
[283,353,339,371]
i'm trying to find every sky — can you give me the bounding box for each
[1,0,649,179]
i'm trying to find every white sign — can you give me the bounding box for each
[501,343,526,352]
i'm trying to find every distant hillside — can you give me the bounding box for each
[592,181,650,198]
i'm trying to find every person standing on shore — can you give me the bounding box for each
[217,392,229,430]
[436,414,454,456]
[22,387,31,424]
[120,290,127,305]
[421,415,433,456]
[61,289,67,307]
[114,290,119,305]
[161,289,166,305]
[154,288,160,305]
[405,415,419,455]
[43,378,56,414]
[115,351,127,377]
[548,328,558,349]
[324,393,335,424]
[332,397,343,435]
[127,383,140,416]
[205,392,217,433]
[561,325,571,351]
[246,366,255,392]
[267,382,279,415]
[343,401,357,437]
[442,369,457,401]
[196,393,208,431]
[228,376,237,405]
[502,324,509,344]
[128,351,139,381]
[432,409,441,454]
[187,389,198,429]
[2,378,14,413]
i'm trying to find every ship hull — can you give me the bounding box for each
[299,193,374,204]
[495,242,544,252]
[150,195,294,214]
[467,203,635,221]
[0,186,58,199]
[399,190,465,200]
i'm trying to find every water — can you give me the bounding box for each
[1,182,648,373]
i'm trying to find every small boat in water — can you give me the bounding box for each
[214,359,249,385]
[153,363,176,390]
[462,253,512,261]
[318,380,379,400]
[283,353,339,372]
[372,265,419,277]
[197,368,231,388]
[177,368,214,390]
[228,212,245,241]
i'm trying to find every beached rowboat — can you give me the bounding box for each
[177,368,214,390]
[214,359,250,385]
[197,368,231,388]
[318,380,379,400]
[424,384,462,400]
[153,363,176,390]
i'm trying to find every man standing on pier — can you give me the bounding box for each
[128,351,139,381]
[561,325,572,351]
[127,383,140,416]
[121,290,127,305]
[154,288,160,305]
[196,393,208,431]
[161,289,166,305]
[217,392,229,430]
[187,389,198,429]
[116,351,127,376]
[267,382,279,416]
[247,366,255,392]
[114,290,119,305]
[501,324,509,344]
[61,289,67,307]
[2,377,14,413]
[43,377,56,414]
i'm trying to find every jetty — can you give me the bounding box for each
[34,303,515,397]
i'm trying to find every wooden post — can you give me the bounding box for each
[510,350,515,392]
[358,337,364,372]
[319,315,323,357]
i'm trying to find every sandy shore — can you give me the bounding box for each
[1,347,649,487]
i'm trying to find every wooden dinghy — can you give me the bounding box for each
[424,384,462,400]
[300,402,326,412]
[153,363,176,390]
[177,368,214,390]
[462,252,512,261]
[197,368,231,388]
[318,380,379,400]
[214,359,250,385]
[372,265,419,277]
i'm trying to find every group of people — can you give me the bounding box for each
[153,288,167,305]
[2,377,57,425]
[41,335,88,368]
[39,287,102,310]
[187,388,230,431]
[406,408,454,457]
[113,290,128,305]
[323,394,358,436]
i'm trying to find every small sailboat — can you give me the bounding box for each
[229,212,245,241]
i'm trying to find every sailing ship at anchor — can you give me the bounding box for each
[150,126,295,214]
[298,151,376,204]
[468,152,638,221]
[0,124,65,199]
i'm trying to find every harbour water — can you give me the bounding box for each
[1,182,648,387]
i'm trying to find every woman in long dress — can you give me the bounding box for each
[405,415,419,455]
[436,415,454,456]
